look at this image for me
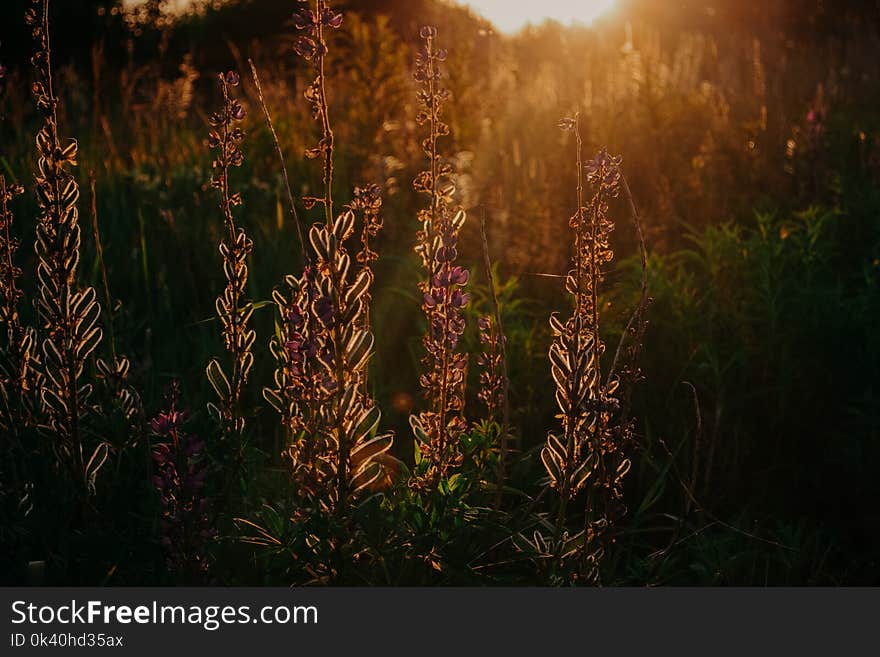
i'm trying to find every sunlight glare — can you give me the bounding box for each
[463,0,617,33]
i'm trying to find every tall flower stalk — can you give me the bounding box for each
[476,315,504,422]
[263,0,391,510]
[478,213,511,505]
[351,186,383,340]
[540,114,633,582]
[27,0,105,489]
[150,382,213,581]
[205,70,255,442]
[0,176,40,435]
[410,26,470,492]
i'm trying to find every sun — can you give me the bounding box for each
[463,0,617,33]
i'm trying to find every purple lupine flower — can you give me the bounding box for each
[437,266,468,286]
[149,383,213,581]
[314,296,333,325]
[230,100,246,121]
[149,409,185,435]
[410,24,474,492]
[288,304,305,329]
[294,36,318,60]
[450,290,469,308]
[293,8,317,31]
[321,8,343,28]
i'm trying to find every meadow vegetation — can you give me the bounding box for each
[0,0,878,585]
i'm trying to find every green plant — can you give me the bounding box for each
[530,115,640,584]
[263,0,393,514]
[409,26,471,492]
[28,0,106,493]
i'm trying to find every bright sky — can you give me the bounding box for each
[462,0,617,33]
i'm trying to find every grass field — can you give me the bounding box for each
[1,0,878,585]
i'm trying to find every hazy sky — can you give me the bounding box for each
[462,0,617,32]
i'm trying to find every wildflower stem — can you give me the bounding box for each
[247,58,307,269]
[89,172,116,365]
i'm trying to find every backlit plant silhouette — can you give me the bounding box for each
[263,0,392,512]
[150,382,213,581]
[0,176,39,437]
[28,0,106,492]
[410,26,470,492]
[206,70,256,444]
[535,114,636,583]
[0,0,682,587]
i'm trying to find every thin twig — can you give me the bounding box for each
[523,272,566,279]
[655,435,794,553]
[248,58,307,267]
[682,381,702,518]
[89,171,116,364]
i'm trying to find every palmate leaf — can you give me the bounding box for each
[343,269,372,309]
[541,445,562,486]
[263,387,283,413]
[560,530,588,559]
[409,414,430,445]
[206,358,231,400]
[85,442,109,494]
[549,313,566,336]
[350,404,381,443]
[332,208,356,241]
[75,326,102,362]
[41,334,63,366]
[345,329,373,372]
[541,433,567,485]
[70,286,95,317]
[451,208,467,230]
[338,383,358,421]
[60,178,78,206]
[570,453,594,493]
[41,386,68,417]
[240,350,255,383]
[349,460,383,494]
[335,251,351,283]
[549,343,571,378]
[309,225,331,262]
[351,433,393,470]
[73,293,100,330]
[77,383,93,401]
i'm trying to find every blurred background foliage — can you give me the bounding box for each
[0,0,878,584]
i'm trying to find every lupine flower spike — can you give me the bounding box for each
[150,382,214,580]
[206,69,256,443]
[28,0,106,492]
[536,113,633,582]
[265,1,392,510]
[410,26,470,492]
[0,176,40,435]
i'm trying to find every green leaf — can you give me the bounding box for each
[263,388,283,413]
[85,442,109,495]
[206,358,231,400]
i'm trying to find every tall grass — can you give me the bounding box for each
[2,0,876,586]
